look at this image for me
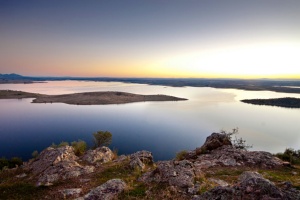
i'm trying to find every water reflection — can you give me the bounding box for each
[0,81,300,161]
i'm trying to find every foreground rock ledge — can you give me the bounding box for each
[9,132,300,199]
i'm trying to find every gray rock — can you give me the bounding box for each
[15,173,27,178]
[207,178,229,187]
[81,179,127,200]
[199,132,232,151]
[192,145,284,169]
[130,157,145,170]
[130,150,153,164]
[140,160,195,191]
[82,146,114,164]
[60,188,82,199]
[195,171,300,200]
[24,146,95,186]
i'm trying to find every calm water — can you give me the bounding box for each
[1,81,300,161]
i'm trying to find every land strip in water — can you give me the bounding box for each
[0,90,187,105]
[241,97,300,108]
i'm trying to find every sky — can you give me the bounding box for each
[0,0,299,79]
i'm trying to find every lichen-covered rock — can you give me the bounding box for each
[130,157,145,170]
[25,146,95,186]
[60,188,82,199]
[80,179,127,200]
[199,132,232,151]
[129,150,153,170]
[140,160,195,190]
[130,150,153,164]
[192,145,284,170]
[193,171,300,200]
[82,146,114,164]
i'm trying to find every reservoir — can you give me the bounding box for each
[1,81,300,161]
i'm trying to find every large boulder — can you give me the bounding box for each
[140,160,195,191]
[78,179,127,200]
[129,150,153,170]
[199,132,232,151]
[192,145,284,170]
[82,146,114,164]
[25,146,95,186]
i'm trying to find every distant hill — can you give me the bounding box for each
[0,73,26,80]
[0,73,42,83]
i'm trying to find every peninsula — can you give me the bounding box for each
[241,97,300,108]
[0,90,187,105]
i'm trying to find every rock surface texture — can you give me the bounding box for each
[78,179,127,200]
[25,146,95,186]
[193,171,300,200]
[140,132,290,197]
[129,150,153,170]
[82,146,114,164]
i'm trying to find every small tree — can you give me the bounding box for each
[220,128,252,150]
[93,131,112,148]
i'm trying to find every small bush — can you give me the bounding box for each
[31,150,39,159]
[0,157,23,170]
[220,128,252,150]
[93,131,112,148]
[51,141,69,148]
[71,140,87,156]
[8,157,23,168]
[58,141,69,147]
[112,148,118,159]
[276,148,300,165]
[176,150,188,161]
[0,157,9,170]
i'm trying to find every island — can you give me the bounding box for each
[0,90,187,105]
[241,97,300,108]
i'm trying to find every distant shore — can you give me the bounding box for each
[1,73,300,94]
[0,90,187,105]
[241,97,300,108]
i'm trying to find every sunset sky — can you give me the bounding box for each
[0,0,299,79]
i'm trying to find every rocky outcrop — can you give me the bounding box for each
[140,160,195,192]
[25,146,95,186]
[193,171,300,200]
[140,133,287,196]
[78,179,127,200]
[129,150,153,170]
[15,132,298,199]
[199,132,232,151]
[82,147,114,164]
[192,145,284,172]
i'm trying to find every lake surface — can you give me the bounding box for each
[1,81,300,161]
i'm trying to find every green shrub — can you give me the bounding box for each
[0,157,9,170]
[93,131,112,148]
[32,150,39,159]
[0,157,23,170]
[176,150,188,161]
[58,141,69,147]
[51,141,69,148]
[276,148,300,165]
[71,140,87,156]
[8,157,23,168]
